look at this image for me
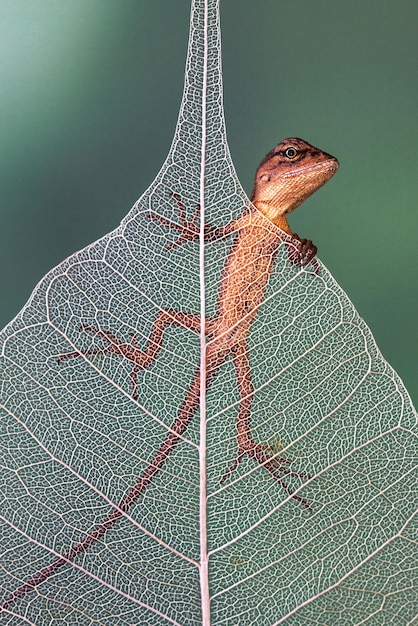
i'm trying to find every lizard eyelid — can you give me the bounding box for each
[274,148,299,159]
[284,147,298,158]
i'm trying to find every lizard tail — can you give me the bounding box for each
[1,352,226,610]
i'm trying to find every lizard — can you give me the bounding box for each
[1,138,338,610]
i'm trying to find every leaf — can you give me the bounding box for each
[0,0,416,624]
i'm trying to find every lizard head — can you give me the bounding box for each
[251,138,339,230]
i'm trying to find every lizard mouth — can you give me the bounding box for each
[281,158,339,178]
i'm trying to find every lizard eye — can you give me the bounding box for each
[284,147,298,159]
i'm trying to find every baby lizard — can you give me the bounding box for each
[1,137,338,609]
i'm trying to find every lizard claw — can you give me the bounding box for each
[147,193,223,249]
[287,233,319,273]
[220,438,311,509]
[219,455,243,484]
[145,193,201,249]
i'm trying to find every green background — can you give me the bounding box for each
[0,0,416,405]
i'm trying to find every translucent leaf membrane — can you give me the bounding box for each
[0,0,416,624]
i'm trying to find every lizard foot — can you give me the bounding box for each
[147,193,223,250]
[166,192,201,250]
[220,439,311,510]
[146,193,201,250]
[287,233,319,274]
[57,325,115,365]
[57,325,147,401]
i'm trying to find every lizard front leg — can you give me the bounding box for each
[221,340,311,510]
[148,192,235,250]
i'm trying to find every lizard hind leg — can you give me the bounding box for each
[221,341,311,510]
[58,311,215,400]
[56,324,124,365]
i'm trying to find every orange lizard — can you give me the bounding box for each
[1,138,338,609]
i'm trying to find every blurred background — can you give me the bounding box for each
[0,0,416,405]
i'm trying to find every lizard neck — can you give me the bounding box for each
[253,201,292,234]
